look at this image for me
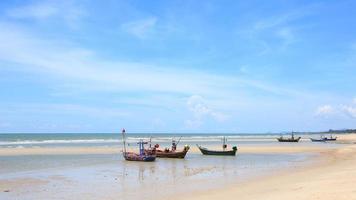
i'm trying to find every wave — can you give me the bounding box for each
[0,139,120,146]
[0,135,284,146]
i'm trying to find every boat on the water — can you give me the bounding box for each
[310,138,326,142]
[324,134,337,141]
[310,134,337,142]
[146,137,190,158]
[197,137,237,156]
[155,145,190,158]
[121,129,156,162]
[277,133,301,142]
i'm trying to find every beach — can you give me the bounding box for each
[180,134,356,200]
[1,1,355,199]
[0,133,355,200]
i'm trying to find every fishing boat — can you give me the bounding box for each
[310,134,337,142]
[121,129,156,162]
[310,138,326,142]
[155,145,190,158]
[197,137,237,156]
[146,137,190,158]
[277,133,301,142]
[324,134,337,141]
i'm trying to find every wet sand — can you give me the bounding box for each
[0,141,342,156]
[0,134,355,200]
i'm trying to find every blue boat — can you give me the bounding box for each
[324,134,337,141]
[310,134,337,142]
[121,129,156,162]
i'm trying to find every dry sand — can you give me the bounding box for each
[177,134,356,200]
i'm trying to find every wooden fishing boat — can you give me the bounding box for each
[197,145,237,156]
[277,133,301,142]
[197,137,237,156]
[155,146,190,158]
[146,137,190,158]
[121,129,156,162]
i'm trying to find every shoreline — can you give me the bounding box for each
[177,134,356,200]
[0,145,340,156]
[1,134,355,200]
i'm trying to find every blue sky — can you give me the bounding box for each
[0,0,355,133]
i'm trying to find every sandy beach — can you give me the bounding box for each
[1,0,355,199]
[179,134,356,200]
[1,133,355,200]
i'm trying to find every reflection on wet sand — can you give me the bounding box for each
[0,150,311,200]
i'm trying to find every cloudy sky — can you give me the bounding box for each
[0,0,355,133]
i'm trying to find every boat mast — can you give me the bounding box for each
[223,136,226,151]
[122,128,127,154]
[139,139,144,156]
[149,136,152,148]
[176,136,182,146]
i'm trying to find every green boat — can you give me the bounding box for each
[197,137,237,156]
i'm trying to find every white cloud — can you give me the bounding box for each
[0,21,318,132]
[315,99,356,119]
[121,17,157,39]
[185,95,228,128]
[0,23,309,99]
[315,105,334,117]
[341,105,356,118]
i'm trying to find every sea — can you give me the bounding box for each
[0,132,338,148]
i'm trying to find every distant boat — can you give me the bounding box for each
[310,134,337,142]
[277,133,301,142]
[197,136,237,156]
[121,129,156,162]
[146,137,190,159]
[324,134,337,141]
[310,138,326,142]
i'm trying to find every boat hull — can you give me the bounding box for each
[123,152,156,162]
[310,138,326,142]
[197,146,237,156]
[277,137,301,142]
[156,150,188,158]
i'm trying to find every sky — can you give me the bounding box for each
[0,0,355,133]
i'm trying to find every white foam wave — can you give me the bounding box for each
[0,139,120,146]
[0,134,307,146]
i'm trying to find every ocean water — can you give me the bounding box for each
[0,132,341,148]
